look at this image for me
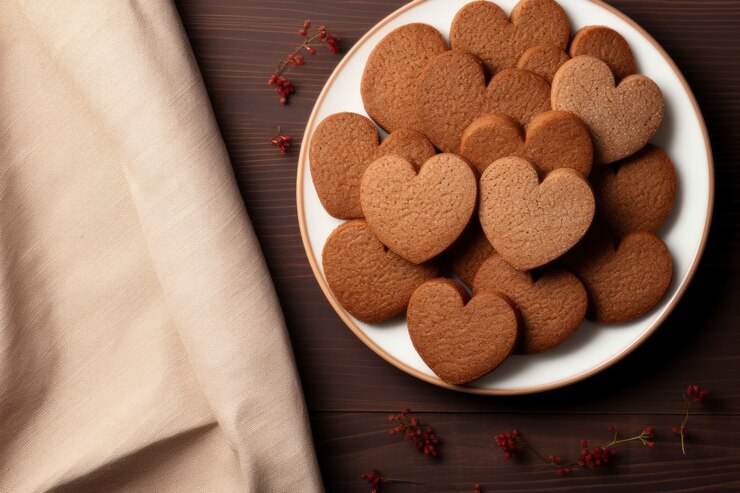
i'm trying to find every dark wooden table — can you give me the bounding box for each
[174,1,740,491]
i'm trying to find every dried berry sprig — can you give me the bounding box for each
[496,425,656,476]
[269,126,292,153]
[389,408,440,458]
[673,384,709,455]
[267,20,341,104]
[496,430,576,476]
[361,470,482,493]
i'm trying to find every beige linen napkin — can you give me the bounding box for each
[0,1,322,491]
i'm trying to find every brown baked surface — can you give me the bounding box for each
[361,23,448,133]
[375,128,437,171]
[517,44,570,83]
[474,253,586,354]
[479,156,595,270]
[450,0,570,74]
[570,26,637,81]
[416,51,551,153]
[460,111,593,175]
[361,153,477,264]
[564,226,673,324]
[322,220,439,323]
[591,144,677,238]
[552,55,664,164]
[448,220,496,288]
[407,278,518,385]
[310,112,379,218]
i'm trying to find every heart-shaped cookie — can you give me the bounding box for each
[570,26,637,81]
[361,23,449,132]
[448,219,495,288]
[322,220,438,323]
[361,153,477,264]
[479,157,595,270]
[591,144,677,238]
[517,44,570,83]
[460,111,593,175]
[473,253,586,353]
[450,0,570,75]
[408,278,518,384]
[564,225,673,323]
[415,51,551,153]
[310,112,436,218]
[552,56,664,164]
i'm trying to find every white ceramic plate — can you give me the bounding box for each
[297,0,713,394]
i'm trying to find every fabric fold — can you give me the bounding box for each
[0,0,322,491]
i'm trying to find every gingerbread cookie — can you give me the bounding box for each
[591,144,677,238]
[448,220,495,288]
[487,69,552,127]
[564,226,673,324]
[322,220,438,323]
[473,253,586,353]
[552,56,664,164]
[375,128,437,171]
[570,26,637,81]
[361,23,449,132]
[407,278,518,384]
[479,157,595,270]
[517,45,570,83]
[310,112,378,218]
[310,113,437,218]
[450,0,570,75]
[361,153,477,264]
[460,111,593,175]
[416,50,551,153]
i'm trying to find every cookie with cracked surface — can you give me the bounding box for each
[310,112,436,218]
[564,225,673,324]
[415,50,551,153]
[460,111,593,175]
[591,144,677,238]
[374,128,437,171]
[479,156,595,270]
[361,153,477,264]
[569,26,637,81]
[408,278,518,385]
[450,0,570,75]
[361,23,448,133]
[552,56,664,164]
[517,44,570,83]
[322,220,438,323]
[473,253,586,353]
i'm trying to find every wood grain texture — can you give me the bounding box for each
[313,412,740,492]
[173,0,740,490]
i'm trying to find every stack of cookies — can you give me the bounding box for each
[310,0,676,386]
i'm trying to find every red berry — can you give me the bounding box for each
[307,46,316,55]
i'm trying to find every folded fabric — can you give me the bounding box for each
[0,0,322,491]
